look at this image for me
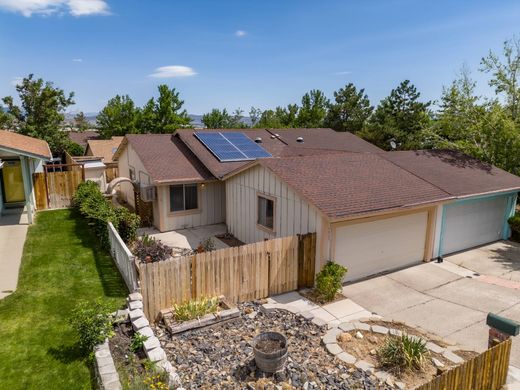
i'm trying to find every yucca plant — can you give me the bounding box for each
[377,333,429,373]
[172,296,220,322]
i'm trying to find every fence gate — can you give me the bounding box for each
[33,164,85,210]
[298,233,316,288]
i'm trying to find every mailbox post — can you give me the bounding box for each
[486,313,520,348]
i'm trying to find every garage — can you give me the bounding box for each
[333,210,430,282]
[440,195,511,256]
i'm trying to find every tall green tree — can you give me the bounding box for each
[480,37,520,120]
[360,80,431,149]
[296,89,329,127]
[73,111,90,131]
[255,104,299,128]
[152,84,191,133]
[96,95,138,139]
[202,108,247,128]
[1,74,75,153]
[325,83,373,132]
[249,107,263,127]
[136,98,157,134]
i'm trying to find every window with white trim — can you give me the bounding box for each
[257,195,274,230]
[170,184,198,212]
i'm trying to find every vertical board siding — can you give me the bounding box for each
[417,339,511,390]
[226,165,322,244]
[138,235,301,321]
[33,170,83,210]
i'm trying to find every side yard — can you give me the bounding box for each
[0,209,127,390]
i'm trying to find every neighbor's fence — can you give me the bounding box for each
[138,235,309,320]
[107,222,139,292]
[417,338,511,390]
[33,164,85,210]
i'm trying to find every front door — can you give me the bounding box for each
[1,159,25,204]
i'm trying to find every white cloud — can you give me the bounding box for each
[335,71,352,75]
[148,65,197,78]
[72,58,83,62]
[235,30,247,37]
[0,0,110,17]
[10,76,23,86]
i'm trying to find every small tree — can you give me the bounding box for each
[73,111,90,131]
[97,95,138,139]
[315,261,348,302]
[325,83,373,133]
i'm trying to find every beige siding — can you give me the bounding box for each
[157,181,226,231]
[117,143,151,209]
[226,165,325,249]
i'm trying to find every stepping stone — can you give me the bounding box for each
[432,357,444,368]
[323,328,342,344]
[137,326,154,338]
[389,329,402,337]
[128,300,143,311]
[336,351,356,364]
[354,322,370,331]
[354,360,374,373]
[129,309,144,321]
[443,350,464,364]
[339,322,355,332]
[132,316,149,331]
[326,343,342,355]
[426,342,445,354]
[300,311,314,320]
[327,320,340,329]
[372,325,389,335]
[312,317,327,327]
[146,347,167,362]
[128,292,143,301]
[143,336,161,351]
[374,371,391,381]
[395,381,406,389]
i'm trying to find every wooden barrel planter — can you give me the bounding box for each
[253,332,288,373]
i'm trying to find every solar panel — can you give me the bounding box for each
[194,132,272,162]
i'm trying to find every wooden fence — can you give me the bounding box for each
[107,222,139,292]
[33,164,84,209]
[417,339,511,390]
[138,235,309,321]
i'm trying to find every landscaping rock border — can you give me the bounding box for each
[94,339,121,390]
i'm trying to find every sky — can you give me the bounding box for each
[0,0,519,115]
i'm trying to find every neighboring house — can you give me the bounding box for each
[85,136,124,182]
[67,130,100,149]
[114,128,520,281]
[0,130,52,223]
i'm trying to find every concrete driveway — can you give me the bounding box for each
[342,241,520,368]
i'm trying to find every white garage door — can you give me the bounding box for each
[441,196,507,255]
[334,211,428,282]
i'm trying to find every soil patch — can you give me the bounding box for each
[299,288,346,306]
[256,338,285,353]
[215,233,244,247]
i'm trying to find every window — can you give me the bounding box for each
[170,184,198,212]
[258,195,274,230]
[129,167,136,181]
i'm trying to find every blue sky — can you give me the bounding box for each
[0,0,519,114]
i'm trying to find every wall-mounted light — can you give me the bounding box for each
[201,183,206,189]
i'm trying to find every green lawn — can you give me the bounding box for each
[0,209,127,390]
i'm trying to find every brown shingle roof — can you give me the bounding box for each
[67,131,100,148]
[0,130,52,160]
[86,137,124,163]
[177,128,381,178]
[121,134,214,184]
[259,153,451,219]
[383,149,520,197]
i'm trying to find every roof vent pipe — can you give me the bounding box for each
[296,137,304,143]
[255,137,262,143]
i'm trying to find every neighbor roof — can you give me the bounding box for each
[259,153,451,219]
[0,130,52,160]
[86,137,124,164]
[116,134,214,184]
[177,128,382,178]
[67,130,100,148]
[383,150,520,197]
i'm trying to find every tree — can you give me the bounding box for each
[296,89,329,127]
[202,108,247,128]
[480,37,520,120]
[136,98,157,134]
[360,80,431,149]
[325,83,373,132]
[96,95,138,139]
[152,84,191,133]
[1,74,75,153]
[255,104,299,128]
[73,111,90,131]
[249,107,263,127]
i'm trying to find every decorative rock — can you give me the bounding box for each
[426,341,445,354]
[260,303,285,313]
[327,320,341,329]
[336,351,356,364]
[385,376,395,387]
[147,347,167,362]
[354,360,374,373]
[311,317,327,327]
[160,360,174,373]
[389,328,403,337]
[143,336,161,351]
[137,326,154,338]
[128,292,143,301]
[132,316,150,331]
[168,372,182,388]
[325,343,342,355]
[374,371,390,381]
[129,309,144,321]
[432,357,444,368]
[339,322,355,332]
[322,328,342,344]
[354,322,371,331]
[443,350,464,364]
[338,332,352,343]
[355,331,364,339]
[372,325,389,335]
[128,300,143,311]
[395,381,406,389]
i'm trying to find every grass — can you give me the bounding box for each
[0,209,127,390]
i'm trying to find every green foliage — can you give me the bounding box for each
[69,300,115,354]
[1,74,75,154]
[508,213,520,235]
[173,296,219,322]
[296,89,329,127]
[73,181,140,247]
[73,111,90,131]
[315,261,348,302]
[129,333,148,353]
[202,108,247,128]
[377,334,429,373]
[65,141,84,156]
[197,237,216,252]
[133,235,172,263]
[97,94,139,139]
[325,83,373,133]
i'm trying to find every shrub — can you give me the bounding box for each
[69,300,115,355]
[173,296,219,322]
[133,235,173,263]
[315,261,348,302]
[129,333,149,353]
[377,333,429,373]
[509,213,520,235]
[196,237,216,253]
[65,141,85,156]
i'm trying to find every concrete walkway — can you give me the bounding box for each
[138,223,229,250]
[0,210,29,299]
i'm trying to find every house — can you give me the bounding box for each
[85,136,124,182]
[113,128,520,281]
[0,130,52,223]
[67,130,100,149]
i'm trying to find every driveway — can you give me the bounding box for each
[342,241,520,367]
